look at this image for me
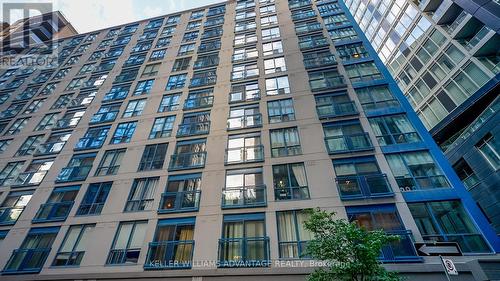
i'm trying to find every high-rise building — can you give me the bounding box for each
[344,0,500,237]
[1,11,77,54]
[0,1,498,280]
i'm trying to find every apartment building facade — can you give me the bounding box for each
[0,0,498,280]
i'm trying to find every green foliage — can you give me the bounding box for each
[304,209,402,281]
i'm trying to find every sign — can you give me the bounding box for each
[414,242,462,256]
[441,257,458,276]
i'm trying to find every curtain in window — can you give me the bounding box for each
[291,164,307,187]
[277,212,298,258]
[175,226,194,262]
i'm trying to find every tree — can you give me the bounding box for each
[304,209,402,281]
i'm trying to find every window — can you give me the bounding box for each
[408,201,491,253]
[0,190,33,225]
[107,221,147,264]
[233,47,258,62]
[123,99,146,118]
[53,224,94,266]
[15,135,44,156]
[114,68,139,83]
[227,104,262,130]
[141,63,161,77]
[133,79,154,96]
[144,218,196,269]
[386,151,449,191]
[125,177,159,211]
[234,33,257,46]
[273,163,309,200]
[159,93,181,112]
[51,94,72,109]
[177,111,211,137]
[13,158,53,186]
[219,213,269,267]
[16,86,39,101]
[205,17,224,27]
[3,227,59,273]
[184,88,214,110]
[172,57,192,72]
[56,154,96,182]
[475,133,499,169]
[270,127,301,157]
[354,85,400,111]
[39,82,59,96]
[277,210,312,258]
[298,34,328,50]
[88,50,104,61]
[190,69,217,87]
[262,41,283,56]
[178,43,195,56]
[230,81,260,103]
[453,159,480,189]
[65,77,84,91]
[78,63,96,75]
[336,43,369,61]
[33,185,79,222]
[199,39,221,53]
[54,110,86,130]
[187,20,201,30]
[182,31,199,42]
[156,37,171,48]
[344,62,382,82]
[308,69,345,91]
[315,92,356,118]
[35,132,71,155]
[0,139,12,154]
[235,21,256,33]
[261,15,278,27]
[166,74,187,90]
[69,91,96,107]
[103,84,130,102]
[138,143,168,171]
[169,139,207,170]
[322,121,373,153]
[131,41,152,53]
[222,168,266,208]
[90,103,121,124]
[202,27,223,39]
[260,4,276,15]
[369,114,420,146]
[166,14,181,24]
[264,57,287,74]
[0,102,25,118]
[194,54,219,69]
[231,63,259,80]
[190,9,204,19]
[5,118,29,135]
[226,133,264,164]
[267,98,295,123]
[150,116,175,139]
[23,99,45,114]
[74,126,110,150]
[150,49,166,61]
[265,76,290,95]
[95,149,125,176]
[111,122,137,144]
[262,27,280,40]
[159,174,201,213]
[77,182,112,216]
[34,113,58,131]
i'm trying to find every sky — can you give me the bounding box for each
[3,0,226,33]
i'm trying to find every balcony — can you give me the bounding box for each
[222,185,267,208]
[12,171,47,187]
[291,11,316,22]
[218,237,270,267]
[309,76,346,92]
[0,206,24,225]
[289,0,312,10]
[464,26,492,51]
[2,248,51,274]
[183,96,214,110]
[144,240,194,269]
[380,230,422,262]
[299,38,329,50]
[325,133,373,154]
[316,101,358,118]
[336,174,393,200]
[89,110,118,124]
[421,233,490,253]
[304,54,337,69]
[227,114,262,130]
[176,121,211,137]
[158,190,201,213]
[274,185,310,200]
[74,136,106,150]
[32,202,73,223]
[395,175,449,192]
[168,152,207,171]
[56,166,92,182]
[34,141,66,156]
[225,145,264,164]
[446,10,469,34]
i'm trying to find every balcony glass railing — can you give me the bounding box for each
[225,145,264,164]
[291,11,316,21]
[227,114,262,130]
[176,121,211,137]
[289,0,311,10]
[34,141,66,155]
[462,174,480,189]
[465,26,492,50]
[12,171,47,186]
[158,190,201,213]
[0,206,24,225]
[144,240,195,269]
[421,233,491,253]
[316,101,358,118]
[218,237,270,267]
[446,10,468,34]
[32,202,73,222]
[304,54,337,69]
[2,248,51,273]
[183,96,214,110]
[380,230,422,262]
[56,166,92,182]
[310,76,346,91]
[89,110,118,124]
[222,185,266,208]
[74,136,106,150]
[169,152,207,171]
[325,133,373,153]
[336,174,393,200]
[295,23,322,34]
[395,175,449,192]
[299,38,329,50]
[229,89,260,103]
